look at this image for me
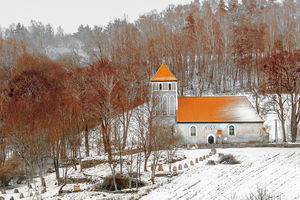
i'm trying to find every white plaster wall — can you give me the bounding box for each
[175,123,267,144]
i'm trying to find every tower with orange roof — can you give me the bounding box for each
[150,63,178,118]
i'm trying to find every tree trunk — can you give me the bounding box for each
[97,136,101,156]
[24,162,30,189]
[278,96,287,142]
[111,168,118,191]
[144,153,149,172]
[280,118,286,142]
[119,151,123,175]
[290,105,298,142]
[290,95,299,142]
[85,124,89,157]
[53,156,60,183]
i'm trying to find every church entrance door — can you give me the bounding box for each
[208,136,214,144]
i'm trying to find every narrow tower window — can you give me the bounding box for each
[162,95,168,115]
[169,83,172,90]
[159,83,162,90]
[169,95,175,115]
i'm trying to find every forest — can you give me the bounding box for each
[0,0,299,192]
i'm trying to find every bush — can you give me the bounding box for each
[211,148,217,154]
[99,174,145,191]
[246,187,281,200]
[218,154,240,165]
[206,160,216,165]
[0,159,25,187]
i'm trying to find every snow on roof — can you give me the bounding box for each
[176,96,264,123]
[150,63,178,82]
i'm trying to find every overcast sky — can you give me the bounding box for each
[0,0,192,34]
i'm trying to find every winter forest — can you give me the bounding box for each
[0,0,299,198]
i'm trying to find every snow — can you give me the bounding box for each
[141,148,300,200]
[2,148,300,200]
[229,99,263,122]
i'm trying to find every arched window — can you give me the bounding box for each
[154,95,160,115]
[162,95,168,115]
[169,95,175,115]
[229,125,235,136]
[190,126,196,136]
[169,83,172,90]
[207,134,215,144]
[159,83,162,90]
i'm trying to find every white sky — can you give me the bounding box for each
[0,0,192,34]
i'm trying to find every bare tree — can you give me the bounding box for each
[262,50,300,142]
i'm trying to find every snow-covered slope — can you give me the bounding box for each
[141,148,300,200]
[2,148,299,200]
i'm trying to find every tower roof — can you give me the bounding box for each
[150,63,178,82]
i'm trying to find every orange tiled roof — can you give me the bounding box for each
[176,96,264,123]
[150,63,178,82]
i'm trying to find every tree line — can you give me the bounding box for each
[0,0,299,93]
[0,0,299,191]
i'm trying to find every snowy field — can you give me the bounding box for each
[142,148,300,200]
[1,148,300,200]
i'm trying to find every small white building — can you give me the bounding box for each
[151,63,268,144]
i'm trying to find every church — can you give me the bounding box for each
[151,63,268,144]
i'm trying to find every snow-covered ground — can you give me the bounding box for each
[141,148,300,200]
[1,148,300,200]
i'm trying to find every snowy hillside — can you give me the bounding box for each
[141,148,300,200]
[1,148,300,200]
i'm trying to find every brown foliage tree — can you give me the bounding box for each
[261,50,300,142]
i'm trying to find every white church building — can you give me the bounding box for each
[151,63,268,144]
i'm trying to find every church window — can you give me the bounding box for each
[162,95,168,115]
[159,83,162,90]
[154,95,160,115]
[169,83,172,90]
[190,126,196,136]
[169,95,175,115]
[229,125,235,136]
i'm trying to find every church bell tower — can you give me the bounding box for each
[150,63,178,117]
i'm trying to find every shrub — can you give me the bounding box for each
[246,187,281,200]
[218,154,240,165]
[100,174,145,191]
[0,159,25,187]
[206,160,216,165]
[211,148,217,154]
